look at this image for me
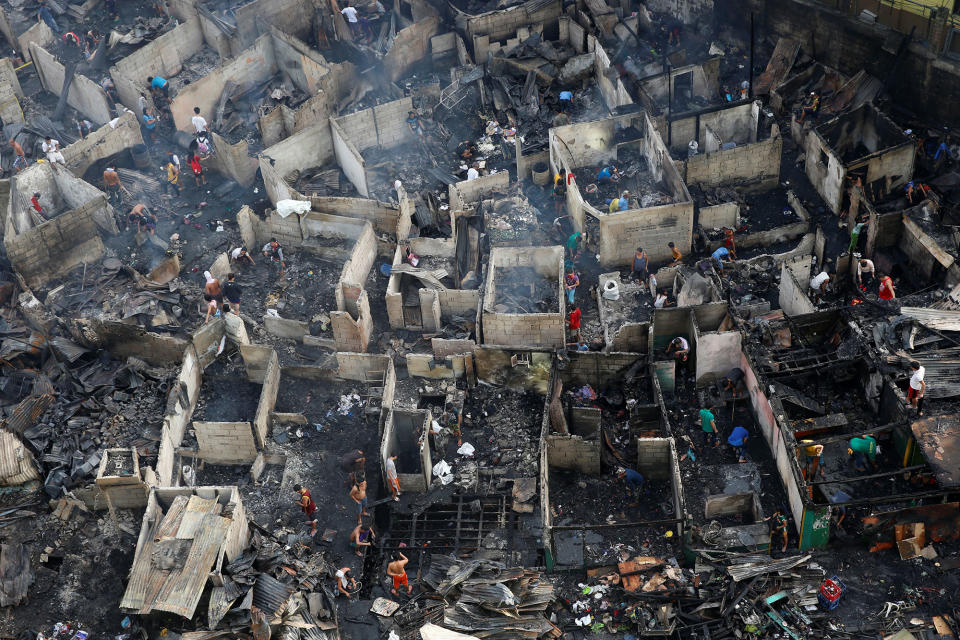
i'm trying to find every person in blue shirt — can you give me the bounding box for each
[142,106,158,145]
[711,246,731,274]
[934,141,952,162]
[727,426,749,462]
[38,1,60,33]
[148,75,169,97]
[618,467,644,497]
[596,166,620,184]
[558,90,573,112]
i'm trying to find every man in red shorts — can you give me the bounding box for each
[388,551,412,595]
[294,484,318,536]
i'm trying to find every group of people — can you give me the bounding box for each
[200,270,243,323]
[809,264,895,304]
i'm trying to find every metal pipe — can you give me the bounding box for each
[550,517,683,530]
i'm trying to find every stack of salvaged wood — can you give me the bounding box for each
[420,555,560,639]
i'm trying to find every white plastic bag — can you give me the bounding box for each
[276,199,311,218]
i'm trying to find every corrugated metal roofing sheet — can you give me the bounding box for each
[0,430,40,486]
[253,573,294,617]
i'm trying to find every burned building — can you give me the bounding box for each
[7,0,960,638]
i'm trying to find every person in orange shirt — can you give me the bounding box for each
[878,273,896,300]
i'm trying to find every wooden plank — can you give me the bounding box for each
[754,37,801,95]
[903,217,955,269]
[119,510,165,611]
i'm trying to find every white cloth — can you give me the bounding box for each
[231,247,245,260]
[46,151,65,163]
[857,259,874,276]
[654,294,667,308]
[810,272,830,290]
[137,95,148,114]
[674,337,689,350]
[192,115,208,133]
[467,167,479,181]
[204,271,216,285]
[335,569,349,589]
[341,6,358,21]
[42,139,60,155]
[385,457,397,480]
[910,366,926,390]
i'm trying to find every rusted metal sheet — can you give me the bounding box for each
[0,430,40,486]
[820,70,882,115]
[4,393,54,435]
[754,38,801,95]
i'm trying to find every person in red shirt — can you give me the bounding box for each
[568,306,581,340]
[294,484,318,536]
[30,192,44,216]
[723,228,737,259]
[189,154,206,187]
[878,274,896,300]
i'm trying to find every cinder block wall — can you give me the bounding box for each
[5,199,107,287]
[339,222,377,287]
[546,434,600,473]
[439,289,480,320]
[482,246,565,348]
[110,20,205,114]
[685,126,782,190]
[333,289,372,352]
[334,97,414,153]
[464,0,561,50]
[559,351,647,388]
[171,34,276,131]
[63,113,144,176]
[195,422,258,464]
[253,350,280,447]
[451,172,510,203]
[29,43,111,124]
[778,262,816,317]
[598,201,695,267]
[636,437,672,480]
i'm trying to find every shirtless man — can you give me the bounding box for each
[349,473,369,525]
[349,522,376,557]
[335,567,357,597]
[9,139,27,172]
[103,167,121,205]
[387,551,412,596]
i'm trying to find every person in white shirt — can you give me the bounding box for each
[341,1,361,38]
[231,246,255,265]
[654,290,673,308]
[466,164,479,181]
[191,106,208,134]
[856,258,875,287]
[666,336,689,361]
[137,93,148,115]
[335,567,356,597]
[908,361,926,415]
[42,137,64,164]
[809,271,830,302]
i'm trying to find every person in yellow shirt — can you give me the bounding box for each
[164,159,182,195]
[668,242,682,265]
[800,440,823,480]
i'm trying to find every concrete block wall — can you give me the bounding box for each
[482,312,565,348]
[309,196,407,240]
[110,20,205,115]
[636,437,672,480]
[253,350,280,447]
[450,172,510,204]
[5,199,107,287]
[0,75,22,126]
[559,351,646,387]
[191,318,226,369]
[432,338,475,359]
[18,21,54,64]
[170,34,276,131]
[208,134,259,188]
[463,0,561,53]
[234,0,313,52]
[69,318,189,365]
[778,261,816,317]
[334,97,414,153]
[439,288,480,320]
[610,322,649,353]
[694,330,741,386]
[333,289,373,352]
[260,209,303,248]
[699,202,739,230]
[331,118,368,197]
[384,18,439,82]
[406,353,456,380]
[685,126,782,189]
[338,222,377,288]
[546,434,600,473]
[194,422,258,463]
[30,43,112,125]
[63,113,144,176]
[597,201,695,267]
[260,121,335,202]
